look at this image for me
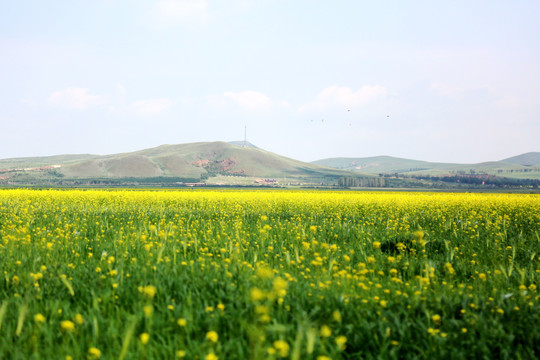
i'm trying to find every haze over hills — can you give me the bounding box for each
[313,153,540,180]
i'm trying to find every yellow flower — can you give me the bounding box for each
[217,303,225,311]
[34,313,46,323]
[273,277,288,295]
[309,225,317,232]
[372,241,381,249]
[431,314,441,325]
[176,350,186,358]
[332,310,342,322]
[205,353,218,360]
[206,330,219,343]
[143,305,153,318]
[335,336,347,350]
[273,340,290,357]
[320,325,332,337]
[88,347,101,359]
[74,313,84,325]
[177,318,187,327]
[141,285,157,298]
[256,266,274,279]
[250,288,265,302]
[478,273,486,281]
[140,332,150,344]
[317,356,331,360]
[60,320,75,332]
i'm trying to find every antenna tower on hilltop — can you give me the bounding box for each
[243,126,247,147]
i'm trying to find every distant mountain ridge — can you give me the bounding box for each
[500,152,540,166]
[312,152,540,180]
[1,144,538,184]
[0,141,355,182]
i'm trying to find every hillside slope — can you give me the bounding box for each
[313,154,540,180]
[501,152,540,166]
[51,142,358,179]
[313,156,455,174]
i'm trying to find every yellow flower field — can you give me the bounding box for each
[0,189,539,359]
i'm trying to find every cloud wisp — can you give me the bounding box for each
[47,87,107,110]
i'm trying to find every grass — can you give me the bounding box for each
[0,189,539,359]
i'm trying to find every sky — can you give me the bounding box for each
[1,0,539,164]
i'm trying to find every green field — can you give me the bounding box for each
[0,190,539,359]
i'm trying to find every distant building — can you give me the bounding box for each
[184,182,206,187]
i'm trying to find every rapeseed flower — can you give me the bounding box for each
[140,333,150,344]
[34,313,46,323]
[206,331,218,343]
[320,325,332,337]
[60,320,75,332]
[335,336,347,350]
[273,340,289,357]
[88,347,101,359]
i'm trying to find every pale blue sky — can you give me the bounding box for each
[1,0,539,163]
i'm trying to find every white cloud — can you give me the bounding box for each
[312,85,387,109]
[47,87,106,109]
[131,98,172,115]
[153,0,209,26]
[223,90,274,110]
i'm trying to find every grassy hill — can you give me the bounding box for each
[501,152,540,166]
[313,154,540,180]
[1,142,363,186]
[58,141,356,178]
[313,156,455,174]
[0,154,98,169]
[2,144,538,188]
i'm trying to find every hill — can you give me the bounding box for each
[313,153,540,181]
[0,142,366,186]
[58,141,357,179]
[501,152,540,166]
[0,154,98,169]
[313,156,455,174]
